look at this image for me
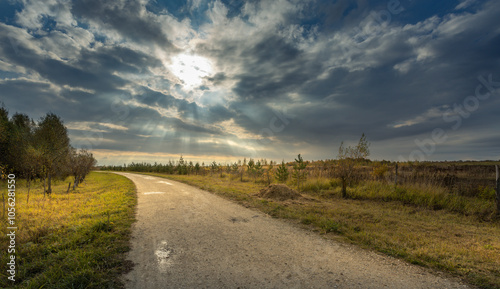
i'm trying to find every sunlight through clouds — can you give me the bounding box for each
[1,0,499,163]
[168,53,214,89]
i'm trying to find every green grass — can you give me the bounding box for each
[141,172,500,289]
[0,172,137,288]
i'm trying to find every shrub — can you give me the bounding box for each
[275,161,289,183]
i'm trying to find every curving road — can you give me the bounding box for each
[116,172,470,289]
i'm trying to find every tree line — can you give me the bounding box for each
[101,134,371,198]
[0,106,96,196]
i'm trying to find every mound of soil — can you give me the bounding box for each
[257,184,301,201]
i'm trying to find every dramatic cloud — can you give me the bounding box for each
[1,0,499,164]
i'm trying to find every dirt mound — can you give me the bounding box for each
[257,184,301,201]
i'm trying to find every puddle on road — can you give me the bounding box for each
[155,241,174,272]
[157,181,173,185]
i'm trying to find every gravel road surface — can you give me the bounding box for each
[116,172,470,289]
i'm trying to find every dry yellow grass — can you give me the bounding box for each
[0,172,136,288]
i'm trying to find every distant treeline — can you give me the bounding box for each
[0,106,96,194]
[100,156,273,175]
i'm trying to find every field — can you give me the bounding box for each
[132,160,500,289]
[0,172,136,289]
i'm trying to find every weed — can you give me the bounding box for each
[319,219,341,234]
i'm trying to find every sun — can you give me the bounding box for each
[169,53,213,89]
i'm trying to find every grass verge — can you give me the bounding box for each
[0,172,137,288]
[143,172,500,289]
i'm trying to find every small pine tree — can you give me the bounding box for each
[194,162,201,175]
[254,160,263,182]
[188,161,194,175]
[210,161,219,176]
[231,162,239,175]
[177,155,187,175]
[247,158,255,181]
[292,154,307,191]
[275,160,289,183]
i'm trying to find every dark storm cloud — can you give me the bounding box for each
[77,46,161,74]
[231,36,318,100]
[0,30,127,92]
[206,72,227,86]
[0,79,59,117]
[39,58,127,92]
[206,105,234,122]
[71,0,176,50]
[314,0,370,31]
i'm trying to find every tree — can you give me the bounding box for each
[8,113,38,202]
[177,155,188,175]
[24,145,44,203]
[0,106,12,177]
[194,162,201,175]
[7,113,35,176]
[275,160,289,183]
[188,161,194,175]
[34,113,71,195]
[254,160,263,182]
[231,162,239,176]
[247,159,263,182]
[69,148,97,190]
[336,133,370,198]
[292,154,307,191]
[210,161,219,176]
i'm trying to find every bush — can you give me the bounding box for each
[302,178,332,193]
[372,163,389,181]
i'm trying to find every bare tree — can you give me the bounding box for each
[336,133,370,198]
[292,154,307,191]
[69,148,97,190]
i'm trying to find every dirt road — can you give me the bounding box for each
[117,172,470,289]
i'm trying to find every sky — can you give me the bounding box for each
[0,0,499,165]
